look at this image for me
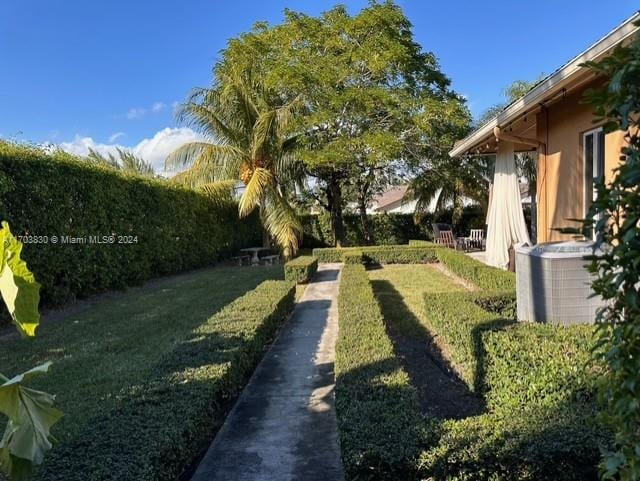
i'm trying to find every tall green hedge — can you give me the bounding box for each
[0,143,261,307]
[301,205,485,247]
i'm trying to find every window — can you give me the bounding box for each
[583,127,605,238]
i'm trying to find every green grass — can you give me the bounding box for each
[368,264,464,339]
[0,265,282,453]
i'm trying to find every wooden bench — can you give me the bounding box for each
[232,255,251,266]
[261,254,280,265]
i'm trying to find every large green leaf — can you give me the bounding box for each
[0,221,41,338]
[0,363,63,481]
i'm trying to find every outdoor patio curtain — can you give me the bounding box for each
[485,141,531,268]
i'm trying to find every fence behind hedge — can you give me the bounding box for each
[0,142,261,307]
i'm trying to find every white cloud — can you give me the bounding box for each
[126,107,146,120]
[58,127,203,176]
[125,101,168,120]
[151,102,166,113]
[59,135,124,158]
[132,127,203,174]
[108,131,126,143]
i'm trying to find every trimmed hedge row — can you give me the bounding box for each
[284,255,318,284]
[420,290,606,479]
[423,291,515,391]
[407,239,437,247]
[313,245,439,264]
[335,264,423,479]
[435,247,515,291]
[36,279,296,481]
[0,142,261,308]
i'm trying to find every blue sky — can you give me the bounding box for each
[1,1,637,171]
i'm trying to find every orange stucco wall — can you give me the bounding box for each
[535,82,627,242]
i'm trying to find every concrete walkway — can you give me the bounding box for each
[191,263,345,481]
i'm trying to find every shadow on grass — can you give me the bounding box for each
[35,290,293,481]
[370,279,485,420]
[335,357,424,480]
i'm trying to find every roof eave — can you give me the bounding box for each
[450,11,640,158]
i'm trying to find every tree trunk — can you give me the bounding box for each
[259,207,271,248]
[328,174,345,247]
[358,190,372,245]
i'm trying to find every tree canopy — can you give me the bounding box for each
[215,1,470,245]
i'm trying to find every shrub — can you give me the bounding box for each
[36,280,295,481]
[342,250,363,265]
[435,248,515,291]
[313,245,439,264]
[284,255,318,283]
[301,205,485,247]
[418,321,605,481]
[335,264,423,479]
[420,287,606,480]
[0,142,261,309]
[407,239,438,247]
[423,291,503,390]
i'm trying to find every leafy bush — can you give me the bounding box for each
[420,288,606,480]
[581,21,640,478]
[301,205,485,247]
[423,291,503,390]
[435,248,515,291]
[0,142,261,309]
[342,250,363,265]
[418,319,605,481]
[407,239,438,247]
[284,255,318,283]
[35,279,295,481]
[313,245,438,264]
[335,264,423,479]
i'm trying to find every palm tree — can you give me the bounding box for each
[165,68,303,258]
[407,156,491,225]
[86,148,155,177]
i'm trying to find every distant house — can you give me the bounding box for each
[451,12,638,254]
[369,185,419,214]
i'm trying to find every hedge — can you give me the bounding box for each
[0,142,261,309]
[407,239,437,247]
[301,206,485,247]
[36,279,296,481]
[313,245,439,264]
[335,264,423,479]
[435,247,515,291]
[420,289,606,479]
[284,255,318,284]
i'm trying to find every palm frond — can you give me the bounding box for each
[117,148,154,177]
[262,190,302,258]
[199,180,237,206]
[238,167,273,218]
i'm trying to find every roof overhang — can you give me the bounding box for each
[450,12,640,158]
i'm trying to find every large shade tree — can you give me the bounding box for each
[166,67,303,257]
[216,1,470,246]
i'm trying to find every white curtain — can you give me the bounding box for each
[485,141,531,269]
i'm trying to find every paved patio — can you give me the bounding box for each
[190,263,345,481]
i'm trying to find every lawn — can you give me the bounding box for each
[368,264,464,339]
[353,259,604,480]
[0,265,284,479]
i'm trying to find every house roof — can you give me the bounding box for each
[373,185,409,210]
[450,11,640,158]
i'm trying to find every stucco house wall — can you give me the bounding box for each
[535,80,627,242]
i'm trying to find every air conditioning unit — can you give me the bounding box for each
[515,241,605,325]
